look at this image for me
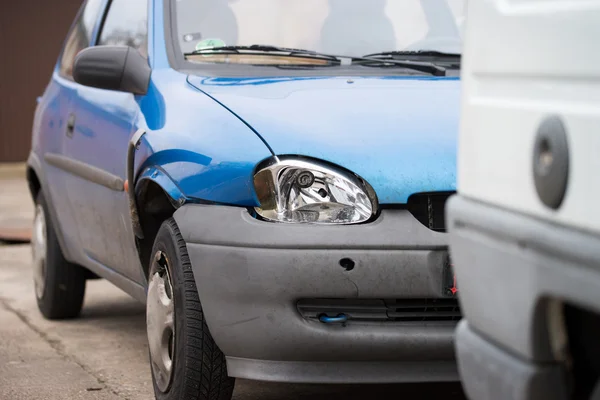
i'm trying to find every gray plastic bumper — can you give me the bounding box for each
[174,205,459,383]
[448,195,600,399]
[455,321,567,400]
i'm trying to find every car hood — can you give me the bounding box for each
[187,75,459,204]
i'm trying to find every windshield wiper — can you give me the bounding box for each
[364,51,460,70]
[365,50,460,58]
[350,57,445,76]
[185,44,341,62]
[185,44,446,76]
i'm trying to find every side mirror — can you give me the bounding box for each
[73,45,151,95]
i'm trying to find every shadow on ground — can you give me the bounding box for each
[81,297,146,320]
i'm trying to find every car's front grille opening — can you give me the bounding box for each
[385,298,462,322]
[297,298,461,323]
[406,191,455,232]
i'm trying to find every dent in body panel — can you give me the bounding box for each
[137,166,186,205]
[133,69,271,207]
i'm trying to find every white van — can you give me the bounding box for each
[447,1,600,399]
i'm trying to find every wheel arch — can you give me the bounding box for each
[26,165,42,201]
[26,151,45,202]
[134,167,184,279]
[25,153,75,262]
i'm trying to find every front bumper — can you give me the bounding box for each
[174,205,459,383]
[448,195,600,400]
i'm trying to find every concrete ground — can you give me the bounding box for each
[0,166,467,400]
[0,163,32,242]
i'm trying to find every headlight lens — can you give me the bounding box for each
[253,157,378,224]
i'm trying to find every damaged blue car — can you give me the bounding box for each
[28,0,464,398]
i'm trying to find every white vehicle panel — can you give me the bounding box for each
[458,0,600,233]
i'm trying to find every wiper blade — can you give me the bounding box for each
[275,64,339,70]
[364,51,460,70]
[185,44,340,62]
[351,57,446,76]
[365,50,460,58]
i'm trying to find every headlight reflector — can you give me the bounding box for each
[253,157,378,224]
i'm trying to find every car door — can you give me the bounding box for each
[63,0,149,283]
[42,0,106,260]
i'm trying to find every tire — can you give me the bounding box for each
[32,191,86,319]
[147,218,235,400]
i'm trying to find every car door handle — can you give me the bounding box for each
[66,113,75,138]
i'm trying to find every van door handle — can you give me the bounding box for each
[66,114,75,138]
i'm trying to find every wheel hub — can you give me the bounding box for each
[32,204,47,299]
[147,251,175,393]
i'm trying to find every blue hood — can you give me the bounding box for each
[187,75,459,204]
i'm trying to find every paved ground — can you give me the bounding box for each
[0,166,467,400]
[0,163,32,242]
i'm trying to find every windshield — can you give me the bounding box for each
[175,0,466,65]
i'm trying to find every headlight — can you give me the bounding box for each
[253,156,378,224]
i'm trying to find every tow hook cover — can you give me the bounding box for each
[533,115,569,210]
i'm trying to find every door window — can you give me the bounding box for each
[98,0,149,59]
[58,0,105,79]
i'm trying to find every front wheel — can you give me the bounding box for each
[147,218,235,400]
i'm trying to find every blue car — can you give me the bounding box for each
[28,0,464,398]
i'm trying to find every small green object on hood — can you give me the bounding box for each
[195,38,227,51]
